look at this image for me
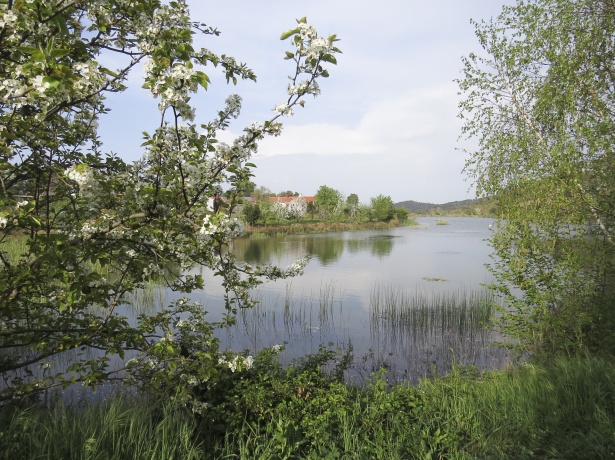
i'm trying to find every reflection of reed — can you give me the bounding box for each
[213,283,511,384]
[219,281,347,355]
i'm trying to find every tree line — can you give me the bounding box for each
[242,184,410,225]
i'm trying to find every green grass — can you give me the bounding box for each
[3,354,614,459]
[0,396,204,460]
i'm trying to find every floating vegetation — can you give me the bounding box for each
[436,220,449,225]
[423,277,448,282]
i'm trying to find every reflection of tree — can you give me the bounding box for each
[307,237,345,266]
[369,235,394,258]
[231,237,279,263]
[346,235,396,258]
[232,233,396,266]
[347,238,360,254]
[242,241,263,263]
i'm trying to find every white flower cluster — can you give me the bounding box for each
[293,21,335,72]
[306,37,330,62]
[31,75,50,95]
[0,10,18,29]
[271,196,307,220]
[297,22,317,40]
[198,214,245,241]
[174,318,196,332]
[274,102,293,116]
[287,80,310,96]
[66,165,99,196]
[218,354,253,372]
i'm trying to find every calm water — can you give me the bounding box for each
[185,217,512,382]
[9,217,511,403]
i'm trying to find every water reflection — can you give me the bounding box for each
[19,218,512,397]
[213,218,512,382]
[231,231,397,266]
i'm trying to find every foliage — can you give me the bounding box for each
[242,202,261,226]
[277,190,300,197]
[370,194,395,222]
[3,355,615,459]
[394,207,409,222]
[314,184,342,217]
[345,192,359,219]
[459,0,615,355]
[0,2,340,404]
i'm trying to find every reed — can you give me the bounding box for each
[369,285,495,338]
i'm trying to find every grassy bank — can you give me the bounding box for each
[246,219,416,237]
[2,354,614,459]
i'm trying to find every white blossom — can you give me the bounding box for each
[31,75,50,94]
[0,10,18,28]
[274,102,293,116]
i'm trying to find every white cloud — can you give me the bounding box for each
[96,0,506,203]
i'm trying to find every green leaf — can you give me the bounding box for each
[31,51,46,62]
[321,54,337,65]
[49,49,71,59]
[42,76,61,88]
[280,29,298,40]
[195,71,210,89]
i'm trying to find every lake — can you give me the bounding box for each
[9,217,512,403]
[183,216,512,383]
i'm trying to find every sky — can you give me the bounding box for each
[99,0,511,204]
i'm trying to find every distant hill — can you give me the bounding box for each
[395,197,496,216]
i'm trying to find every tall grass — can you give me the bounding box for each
[0,396,204,460]
[2,355,614,459]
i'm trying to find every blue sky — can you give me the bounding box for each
[99,0,510,204]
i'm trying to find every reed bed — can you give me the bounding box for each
[369,286,495,338]
[217,283,507,382]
